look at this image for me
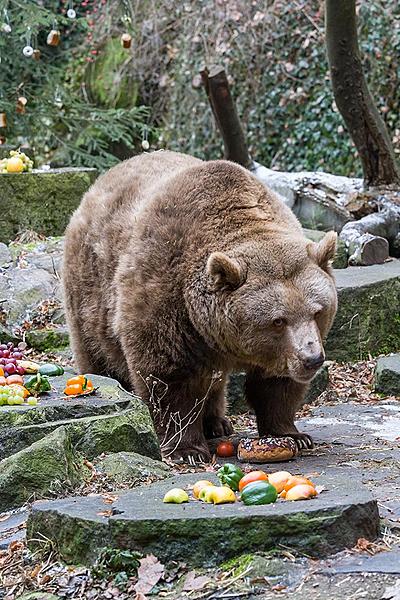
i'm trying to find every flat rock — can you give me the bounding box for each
[96,451,171,483]
[25,326,70,351]
[0,508,28,550]
[0,374,159,460]
[327,260,400,361]
[375,354,400,396]
[27,472,379,567]
[323,547,400,575]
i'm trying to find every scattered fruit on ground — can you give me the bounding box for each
[193,480,214,499]
[199,485,218,501]
[285,484,318,501]
[0,149,33,173]
[0,384,26,405]
[64,375,94,396]
[17,360,40,373]
[238,470,269,492]
[216,440,235,457]
[217,463,244,491]
[283,476,316,492]
[240,481,278,505]
[267,471,292,493]
[24,372,51,396]
[5,374,24,386]
[163,488,189,503]
[0,342,26,377]
[39,363,64,376]
[202,486,236,504]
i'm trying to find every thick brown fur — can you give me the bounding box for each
[63,150,337,462]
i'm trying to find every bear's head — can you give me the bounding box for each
[202,231,337,383]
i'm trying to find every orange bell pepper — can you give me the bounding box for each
[64,375,94,396]
[0,367,4,377]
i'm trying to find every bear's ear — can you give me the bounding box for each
[308,231,337,271]
[207,252,246,291]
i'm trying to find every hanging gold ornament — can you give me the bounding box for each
[0,112,7,128]
[16,97,27,114]
[121,33,132,49]
[33,49,41,60]
[47,29,61,46]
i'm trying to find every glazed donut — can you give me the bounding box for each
[237,436,298,463]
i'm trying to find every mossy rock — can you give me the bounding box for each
[0,168,97,243]
[96,451,171,483]
[374,355,400,396]
[25,326,70,352]
[327,261,400,362]
[27,472,379,566]
[85,38,138,109]
[0,426,87,511]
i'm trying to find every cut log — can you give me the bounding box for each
[200,65,251,169]
[340,201,400,265]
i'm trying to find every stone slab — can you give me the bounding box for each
[327,260,400,361]
[0,168,97,243]
[375,354,400,396]
[27,472,379,567]
[322,548,400,575]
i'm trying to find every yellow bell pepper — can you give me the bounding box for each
[202,486,236,505]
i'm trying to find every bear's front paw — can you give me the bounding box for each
[204,415,234,439]
[164,443,211,466]
[288,432,314,450]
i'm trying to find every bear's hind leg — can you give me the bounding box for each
[203,373,233,439]
[245,369,313,450]
[132,372,212,464]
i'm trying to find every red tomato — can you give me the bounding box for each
[238,470,268,492]
[216,440,235,458]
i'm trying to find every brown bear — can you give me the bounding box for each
[63,150,337,463]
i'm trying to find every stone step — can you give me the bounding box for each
[27,472,379,567]
[0,374,159,461]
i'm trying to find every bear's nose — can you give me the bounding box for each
[303,353,325,370]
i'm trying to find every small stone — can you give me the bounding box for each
[97,451,170,483]
[25,326,69,351]
[375,355,400,396]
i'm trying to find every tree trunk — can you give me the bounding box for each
[200,65,251,169]
[325,0,400,186]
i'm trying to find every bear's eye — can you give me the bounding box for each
[272,318,286,328]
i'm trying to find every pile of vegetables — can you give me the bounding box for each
[163,463,318,506]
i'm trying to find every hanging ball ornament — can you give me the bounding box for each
[0,112,7,128]
[33,49,41,61]
[23,45,34,57]
[67,8,76,19]
[121,33,132,49]
[141,139,150,150]
[47,29,61,46]
[16,96,27,114]
[1,23,11,33]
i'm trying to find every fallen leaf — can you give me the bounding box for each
[97,510,113,517]
[102,493,119,504]
[9,540,24,553]
[182,570,211,591]
[134,554,165,594]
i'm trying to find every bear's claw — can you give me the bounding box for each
[290,433,314,450]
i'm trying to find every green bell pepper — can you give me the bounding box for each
[24,372,51,396]
[39,363,64,377]
[240,481,278,505]
[217,463,244,491]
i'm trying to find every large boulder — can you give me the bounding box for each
[0,168,97,243]
[0,374,160,461]
[327,260,400,362]
[0,426,86,511]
